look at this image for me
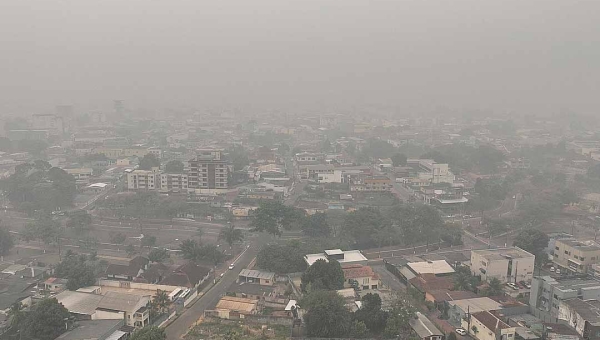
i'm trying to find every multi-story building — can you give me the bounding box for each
[408,159,455,184]
[159,173,188,192]
[127,169,159,190]
[470,247,535,284]
[350,175,392,192]
[558,298,600,340]
[529,276,600,322]
[31,114,64,135]
[553,239,600,274]
[188,150,229,190]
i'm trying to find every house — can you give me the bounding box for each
[238,269,275,286]
[553,239,600,274]
[295,200,328,215]
[426,289,478,305]
[558,298,600,340]
[448,297,528,326]
[210,296,259,319]
[470,247,535,284]
[341,264,380,290]
[105,256,149,281]
[159,262,211,289]
[226,281,277,301]
[410,312,444,340]
[304,249,368,266]
[56,290,150,328]
[464,311,516,340]
[409,274,455,297]
[0,275,36,314]
[42,277,68,292]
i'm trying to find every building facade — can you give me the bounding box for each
[188,151,229,190]
[553,239,600,274]
[470,247,535,284]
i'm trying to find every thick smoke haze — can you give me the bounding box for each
[1,0,599,115]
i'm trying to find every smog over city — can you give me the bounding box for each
[0,1,599,340]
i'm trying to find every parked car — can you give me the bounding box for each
[455,328,467,336]
[228,264,235,270]
[556,268,561,275]
[550,266,555,272]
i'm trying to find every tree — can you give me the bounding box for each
[55,254,96,290]
[129,326,166,340]
[354,293,389,333]
[301,290,351,338]
[153,290,170,314]
[19,298,70,340]
[138,154,161,170]
[344,207,386,246]
[219,224,244,249]
[148,248,170,263]
[486,278,504,296]
[7,302,25,329]
[391,152,407,167]
[179,239,225,265]
[126,244,136,257]
[165,160,185,173]
[66,211,92,234]
[180,239,200,261]
[256,244,307,274]
[349,320,368,338]
[301,259,344,292]
[383,293,417,338]
[0,227,14,255]
[141,235,157,249]
[301,212,331,237]
[195,227,204,242]
[250,201,305,236]
[513,229,550,265]
[109,232,127,245]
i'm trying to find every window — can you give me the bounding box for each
[580,257,586,261]
[565,250,569,255]
[574,255,579,260]
[555,246,560,250]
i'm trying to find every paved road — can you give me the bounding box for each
[371,264,406,291]
[165,235,269,340]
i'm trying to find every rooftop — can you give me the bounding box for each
[448,297,503,313]
[472,247,535,261]
[427,289,478,303]
[239,269,275,281]
[341,264,379,280]
[557,239,600,252]
[215,296,258,313]
[407,260,455,275]
[97,291,148,314]
[226,282,276,297]
[56,290,104,316]
[535,276,600,293]
[55,319,123,340]
[472,311,511,332]
[562,298,600,326]
[304,250,368,266]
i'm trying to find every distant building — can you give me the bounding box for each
[31,114,64,135]
[64,168,93,181]
[464,310,516,340]
[188,150,229,190]
[159,173,188,192]
[342,264,380,290]
[350,175,392,192]
[553,238,600,274]
[529,276,600,322]
[407,159,455,184]
[238,269,276,286]
[127,169,159,191]
[470,247,535,284]
[304,249,368,266]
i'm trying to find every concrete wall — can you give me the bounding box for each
[99,280,181,294]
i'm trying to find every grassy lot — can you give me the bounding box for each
[185,318,290,340]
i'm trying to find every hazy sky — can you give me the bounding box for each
[1,0,599,115]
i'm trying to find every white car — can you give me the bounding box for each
[228,264,235,270]
[455,328,467,336]
[549,266,555,272]
[556,268,561,275]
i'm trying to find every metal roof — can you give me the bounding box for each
[238,269,275,280]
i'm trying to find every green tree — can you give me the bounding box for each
[0,227,14,255]
[19,298,70,340]
[126,244,136,257]
[153,290,170,314]
[180,239,200,261]
[55,254,96,290]
[486,278,504,296]
[138,154,160,170]
[164,160,185,173]
[129,326,166,340]
[141,235,157,249]
[513,229,550,265]
[148,248,170,263]
[344,207,385,246]
[109,232,127,245]
[250,201,305,236]
[301,290,351,338]
[218,224,244,249]
[7,302,25,329]
[391,152,407,167]
[66,211,92,234]
[301,212,331,237]
[349,320,368,338]
[383,294,417,338]
[256,244,307,274]
[354,293,389,333]
[301,259,344,292]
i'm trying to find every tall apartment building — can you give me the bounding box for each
[160,173,188,192]
[530,276,600,322]
[31,114,64,136]
[127,169,159,191]
[188,150,229,190]
[553,239,600,274]
[470,247,535,284]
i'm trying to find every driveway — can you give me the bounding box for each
[371,264,406,291]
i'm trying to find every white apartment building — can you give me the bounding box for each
[470,247,535,284]
[127,170,159,191]
[160,173,188,192]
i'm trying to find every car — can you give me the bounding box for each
[556,268,561,275]
[228,264,235,270]
[549,266,555,272]
[455,328,467,336]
